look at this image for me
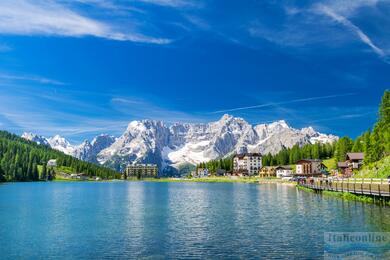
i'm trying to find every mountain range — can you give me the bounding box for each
[22,114,338,175]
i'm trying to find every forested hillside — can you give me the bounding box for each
[0,131,121,182]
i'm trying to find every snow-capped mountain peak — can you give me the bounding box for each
[21,132,49,146]
[22,114,339,175]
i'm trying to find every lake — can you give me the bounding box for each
[1,182,390,259]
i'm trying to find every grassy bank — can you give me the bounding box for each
[297,184,390,205]
[354,155,390,179]
[296,185,315,193]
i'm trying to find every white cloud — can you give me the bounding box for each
[0,72,66,85]
[135,0,197,8]
[0,0,171,44]
[324,0,381,17]
[111,96,204,123]
[315,4,386,58]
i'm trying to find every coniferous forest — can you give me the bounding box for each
[0,131,121,182]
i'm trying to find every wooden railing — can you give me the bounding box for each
[300,178,390,197]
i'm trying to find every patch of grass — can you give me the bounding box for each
[354,155,390,179]
[322,190,377,204]
[56,166,75,174]
[298,184,390,205]
[53,176,80,182]
[323,157,337,170]
[296,185,315,193]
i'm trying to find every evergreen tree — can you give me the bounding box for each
[0,165,5,182]
[335,137,353,162]
[41,163,47,181]
[0,130,120,182]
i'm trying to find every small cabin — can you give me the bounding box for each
[47,159,57,167]
[275,166,293,178]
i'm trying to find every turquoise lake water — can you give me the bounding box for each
[1,182,389,259]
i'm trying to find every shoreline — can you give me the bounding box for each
[49,176,298,184]
[297,184,390,206]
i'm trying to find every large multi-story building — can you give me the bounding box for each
[295,159,326,176]
[233,153,262,176]
[125,164,158,178]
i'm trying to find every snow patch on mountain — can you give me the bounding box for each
[22,115,338,174]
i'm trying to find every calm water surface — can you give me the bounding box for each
[1,182,390,259]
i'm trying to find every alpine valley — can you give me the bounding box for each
[22,114,338,176]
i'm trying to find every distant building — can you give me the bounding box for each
[47,159,57,167]
[337,152,364,176]
[259,166,276,178]
[196,168,209,178]
[275,166,293,178]
[346,153,364,169]
[295,159,326,176]
[125,164,158,178]
[216,169,226,176]
[233,153,262,176]
[337,161,349,176]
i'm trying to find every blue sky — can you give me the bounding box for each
[0,0,389,142]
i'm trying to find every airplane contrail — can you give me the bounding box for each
[210,93,357,114]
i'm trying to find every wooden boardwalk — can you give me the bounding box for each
[300,178,390,197]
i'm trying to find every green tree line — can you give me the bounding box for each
[198,90,390,171]
[262,142,336,166]
[197,157,233,173]
[197,142,336,173]
[0,131,121,182]
[346,89,390,164]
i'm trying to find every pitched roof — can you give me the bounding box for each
[276,166,292,170]
[337,162,348,168]
[346,152,364,160]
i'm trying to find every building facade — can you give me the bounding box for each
[295,159,326,176]
[259,166,276,178]
[275,166,293,178]
[337,152,364,176]
[47,159,57,167]
[346,153,364,170]
[233,153,262,176]
[194,168,209,178]
[125,164,158,178]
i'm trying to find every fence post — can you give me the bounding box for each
[370,178,372,195]
[342,178,344,192]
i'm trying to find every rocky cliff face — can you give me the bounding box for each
[22,114,338,174]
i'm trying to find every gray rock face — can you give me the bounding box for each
[97,115,338,171]
[21,132,49,146]
[22,114,338,173]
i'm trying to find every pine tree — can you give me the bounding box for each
[0,165,5,182]
[41,163,47,181]
[335,137,353,162]
[377,90,390,156]
[368,128,383,162]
